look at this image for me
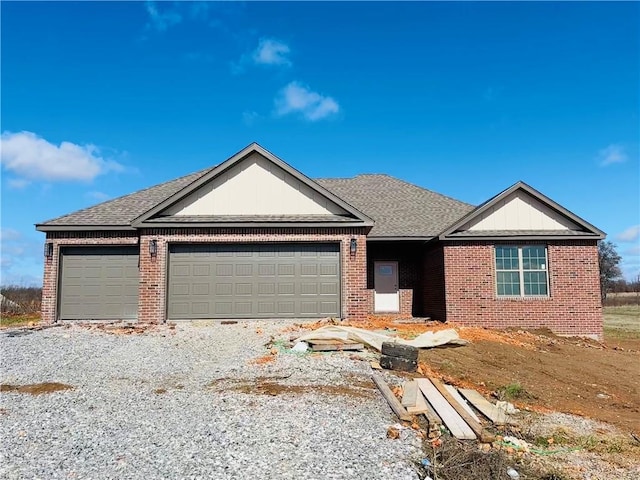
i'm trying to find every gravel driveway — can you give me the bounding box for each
[1,321,423,479]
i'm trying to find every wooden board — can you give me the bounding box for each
[444,385,481,422]
[371,374,413,421]
[310,342,364,351]
[421,397,443,428]
[307,339,359,345]
[406,390,430,414]
[416,378,476,440]
[401,381,418,407]
[431,378,493,443]
[458,388,508,425]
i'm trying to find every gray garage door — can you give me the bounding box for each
[59,246,139,320]
[168,243,340,319]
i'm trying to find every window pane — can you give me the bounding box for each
[522,246,546,270]
[497,271,520,296]
[524,271,548,295]
[495,246,519,270]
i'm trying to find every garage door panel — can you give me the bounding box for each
[168,243,340,319]
[216,283,233,295]
[59,247,139,321]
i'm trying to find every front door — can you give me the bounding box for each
[374,261,399,312]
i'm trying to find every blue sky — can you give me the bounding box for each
[1,1,639,285]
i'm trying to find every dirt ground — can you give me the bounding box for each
[419,330,639,433]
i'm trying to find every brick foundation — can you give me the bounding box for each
[442,240,603,339]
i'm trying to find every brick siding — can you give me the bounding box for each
[42,228,368,324]
[442,240,603,339]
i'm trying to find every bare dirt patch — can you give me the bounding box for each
[208,376,375,399]
[0,382,74,395]
[419,332,640,433]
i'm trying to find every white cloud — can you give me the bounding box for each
[0,131,123,182]
[274,82,340,121]
[598,144,628,166]
[617,225,640,243]
[7,178,30,189]
[252,38,291,66]
[145,1,182,32]
[242,110,260,126]
[0,228,22,242]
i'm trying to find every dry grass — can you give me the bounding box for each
[603,305,640,339]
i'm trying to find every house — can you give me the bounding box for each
[36,143,605,338]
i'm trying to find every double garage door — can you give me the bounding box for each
[58,243,340,321]
[168,243,340,319]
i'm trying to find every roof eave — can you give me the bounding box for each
[35,225,136,232]
[137,221,373,229]
[440,233,605,241]
[366,236,434,241]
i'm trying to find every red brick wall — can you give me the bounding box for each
[42,228,369,324]
[423,244,446,321]
[443,240,603,339]
[41,232,139,323]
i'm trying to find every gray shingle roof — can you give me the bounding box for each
[37,170,474,238]
[316,175,474,237]
[38,167,214,227]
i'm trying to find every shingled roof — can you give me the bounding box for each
[37,167,214,228]
[37,166,474,237]
[316,175,473,237]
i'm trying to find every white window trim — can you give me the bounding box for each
[495,245,550,298]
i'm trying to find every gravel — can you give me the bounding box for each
[0,321,423,479]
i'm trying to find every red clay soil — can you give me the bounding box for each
[292,317,639,433]
[419,331,640,433]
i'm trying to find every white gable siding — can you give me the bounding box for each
[461,191,580,231]
[164,152,348,216]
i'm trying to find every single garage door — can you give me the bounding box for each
[168,243,340,319]
[59,246,139,320]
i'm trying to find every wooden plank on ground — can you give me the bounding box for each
[406,390,430,414]
[421,396,443,428]
[307,339,359,345]
[371,374,413,422]
[431,378,494,443]
[458,388,508,425]
[416,378,476,440]
[401,381,418,407]
[309,342,364,351]
[444,385,481,422]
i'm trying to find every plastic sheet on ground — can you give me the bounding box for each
[295,326,468,351]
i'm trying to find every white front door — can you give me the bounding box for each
[374,261,399,312]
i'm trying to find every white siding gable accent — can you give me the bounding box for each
[461,191,580,231]
[164,152,349,216]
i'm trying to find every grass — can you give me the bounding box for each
[0,314,41,329]
[603,305,640,339]
[497,382,526,401]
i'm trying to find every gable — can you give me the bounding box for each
[439,181,605,240]
[161,152,350,217]
[459,190,580,231]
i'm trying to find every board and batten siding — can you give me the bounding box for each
[164,152,348,217]
[461,191,579,231]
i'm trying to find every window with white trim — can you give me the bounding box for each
[495,246,548,297]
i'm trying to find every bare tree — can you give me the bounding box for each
[598,240,622,302]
